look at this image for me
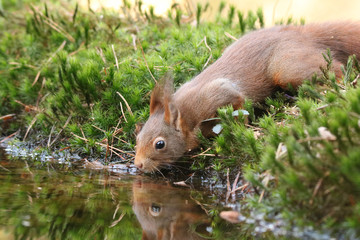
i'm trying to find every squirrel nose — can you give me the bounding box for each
[135,162,143,169]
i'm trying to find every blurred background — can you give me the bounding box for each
[78,0,360,25]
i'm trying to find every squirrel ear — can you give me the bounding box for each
[164,103,192,136]
[149,84,164,115]
[135,123,144,135]
[150,72,174,115]
[164,101,178,127]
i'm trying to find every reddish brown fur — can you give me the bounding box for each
[135,22,360,172]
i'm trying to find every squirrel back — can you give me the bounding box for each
[135,22,360,172]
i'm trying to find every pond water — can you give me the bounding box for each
[0,147,250,240]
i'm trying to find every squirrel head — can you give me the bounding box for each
[134,74,198,173]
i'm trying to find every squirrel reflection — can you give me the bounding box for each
[132,179,210,240]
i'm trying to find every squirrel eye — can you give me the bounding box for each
[155,140,165,150]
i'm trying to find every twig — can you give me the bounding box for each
[202,36,212,69]
[24,160,33,176]
[32,71,41,87]
[32,40,66,86]
[0,130,19,144]
[230,183,249,193]
[191,148,212,158]
[0,114,15,121]
[137,38,157,83]
[96,47,107,64]
[91,124,127,144]
[116,91,133,116]
[15,100,40,112]
[0,164,10,172]
[50,115,72,146]
[232,171,241,192]
[119,102,127,123]
[47,125,56,148]
[80,126,86,139]
[23,115,39,141]
[316,104,329,110]
[109,212,125,228]
[226,168,231,192]
[258,190,265,203]
[111,44,119,70]
[32,6,75,42]
[9,62,37,69]
[69,42,85,56]
[36,77,46,108]
[110,118,122,161]
[131,34,137,51]
[112,203,120,219]
[226,168,231,202]
[224,32,238,41]
[71,132,134,158]
[310,171,330,205]
[190,195,209,215]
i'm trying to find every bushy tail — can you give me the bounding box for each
[306,22,360,63]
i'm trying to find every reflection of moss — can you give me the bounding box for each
[0,158,141,239]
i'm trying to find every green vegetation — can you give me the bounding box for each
[1,0,359,238]
[0,0,267,158]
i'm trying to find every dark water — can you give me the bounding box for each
[0,147,246,240]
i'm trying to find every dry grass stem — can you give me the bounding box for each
[232,171,241,192]
[69,42,85,56]
[112,203,120,219]
[137,38,157,83]
[224,31,238,41]
[0,130,19,144]
[231,183,249,193]
[35,77,46,107]
[116,91,133,116]
[32,6,75,42]
[190,148,211,158]
[131,34,137,51]
[109,212,125,228]
[226,168,231,202]
[111,44,119,70]
[202,36,212,69]
[23,115,38,141]
[119,102,127,123]
[32,40,66,86]
[47,125,56,148]
[0,114,16,121]
[50,115,72,146]
[96,47,107,64]
[0,164,10,172]
[71,132,134,158]
[32,71,41,87]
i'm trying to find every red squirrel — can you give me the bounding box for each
[135,22,360,172]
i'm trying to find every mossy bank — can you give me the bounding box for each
[1,0,359,238]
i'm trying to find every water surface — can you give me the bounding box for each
[0,147,243,240]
